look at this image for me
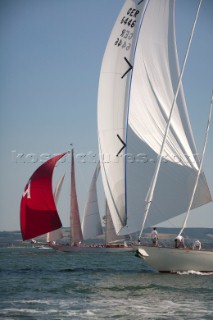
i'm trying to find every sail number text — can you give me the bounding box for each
[114,7,140,51]
[115,29,133,50]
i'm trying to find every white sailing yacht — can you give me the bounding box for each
[97,0,213,272]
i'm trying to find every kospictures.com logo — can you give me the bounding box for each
[11,150,199,165]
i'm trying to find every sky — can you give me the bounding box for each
[0,0,213,232]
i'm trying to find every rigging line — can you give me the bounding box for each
[178,89,213,236]
[138,0,203,239]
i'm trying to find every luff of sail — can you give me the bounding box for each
[20,153,66,241]
[98,0,212,235]
[70,149,83,244]
[81,162,103,240]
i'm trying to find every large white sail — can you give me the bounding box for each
[81,162,103,240]
[47,228,63,243]
[98,0,212,235]
[98,0,150,233]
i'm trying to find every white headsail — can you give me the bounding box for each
[81,162,103,240]
[47,174,65,242]
[98,0,212,235]
[105,200,124,244]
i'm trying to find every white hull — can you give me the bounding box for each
[50,244,133,253]
[31,241,53,250]
[36,245,53,250]
[133,245,213,273]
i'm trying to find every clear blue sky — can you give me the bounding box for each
[0,0,212,231]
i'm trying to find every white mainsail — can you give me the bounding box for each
[81,162,103,240]
[98,0,212,235]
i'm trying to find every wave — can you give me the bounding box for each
[177,270,213,276]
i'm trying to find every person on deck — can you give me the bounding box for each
[151,227,158,246]
[175,235,185,248]
[193,239,201,250]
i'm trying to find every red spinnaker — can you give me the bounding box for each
[20,153,66,240]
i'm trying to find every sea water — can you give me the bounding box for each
[0,247,212,320]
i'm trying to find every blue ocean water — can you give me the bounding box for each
[0,247,212,320]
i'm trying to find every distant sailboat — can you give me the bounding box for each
[98,0,213,272]
[20,149,83,249]
[24,148,83,251]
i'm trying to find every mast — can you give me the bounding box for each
[178,90,213,236]
[70,146,83,245]
[138,0,203,239]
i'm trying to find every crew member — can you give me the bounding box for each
[151,227,158,246]
[193,239,201,250]
[175,235,185,248]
